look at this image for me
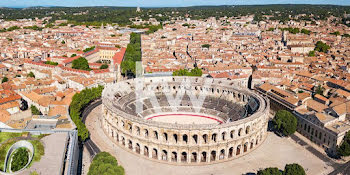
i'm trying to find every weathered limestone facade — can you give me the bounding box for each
[101,77,270,164]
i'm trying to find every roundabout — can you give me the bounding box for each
[101,77,270,164]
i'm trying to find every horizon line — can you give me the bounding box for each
[2,3,350,9]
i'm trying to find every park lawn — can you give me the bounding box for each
[27,140,44,167]
[0,132,23,143]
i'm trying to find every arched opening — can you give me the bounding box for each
[136,143,140,154]
[221,132,226,141]
[181,152,187,163]
[201,152,207,162]
[171,152,177,162]
[161,150,167,161]
[229,147,234,158]
[236,145,241,155]
[173,134,178,143]
[238,128,243,137]
[116,133,119,142]
[111,129,114,137]
[192,135,198,144]
[144,129,149,138]
[244,142,248,152]
[219,149,225,160]
[163,133,168,141]
[136,126,140,135]
[128,140,133,150]
[128,124,132,133]
[121,137,125,146]
[153,131,158,140]
[203,134,208,144]
[230,130,234,139]
[191,152,197,162]
[250,141,254,149]
[144,146,149,156]
[211,133,217,142]
[183,134,188,144]
[246,126,250,134]
[210,151,216,161]
[152,148,158,159]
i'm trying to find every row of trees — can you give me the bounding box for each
[172,68,203,77]
[257,163,306,175]
[121,33,141,75]
[69,85,104,141]
[279,27,311,35]
[88,152,124,175]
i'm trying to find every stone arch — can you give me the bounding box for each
[152,148,158,159]
[191,152,197,162]
[202,134,208,144]
[136,126,140,135]
[246,126,250,134]
[121,136,125,146]
[144,146,149,156]
[230,130,235,139]
[219,149,225,160]
[173,134,178,143]
[244,142,248,152]
[221,132,226,141]
[161,150,168,161]
[211,133,217,142]
[250,140,254,149]
[181,152,187,163]
[192,134,198,144]
[128,139,133,150]
[163,132,168,142]
[238,128,243,137]
[229,147,234,158]
[171,151,177,162]
[183,134,188,144]
[153,131,159,140]
[135,143,140,154]
[144,129,149,138]
[236,145,241,155]
[201,152,207,162]
[210,150,216,161]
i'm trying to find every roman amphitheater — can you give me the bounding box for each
[101,77,270,164]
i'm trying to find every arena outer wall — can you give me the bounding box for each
[101,77,270,164]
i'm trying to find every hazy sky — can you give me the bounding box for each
[1,0,349,8]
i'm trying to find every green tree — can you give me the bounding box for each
[31,105,41,115]
[257,167,282,175]
[314,41,330,53]
[100,64,109,69]
[27,72,35,78]
[83,46,95,52]
[61,40,65,44]
[283,164,306,175]
[1,77,8,83]
[44,61,58,66]
[337,131,350,157]
[308,51,315,57]
[71,54,77,57]
[314,85,324,95]
[72,57,91,71]
[88,152,124,175]
[272,110,297,136]
[201,44,211,49]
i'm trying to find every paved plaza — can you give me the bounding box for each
[86,105,335,175]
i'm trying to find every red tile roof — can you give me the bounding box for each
[112,48,126,65]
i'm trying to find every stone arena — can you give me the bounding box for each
[101,77,270,164]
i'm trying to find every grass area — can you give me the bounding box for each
[0,132,46,171]
[10,147,29,172]
[0,132,23,143]
[0,140,16,171]
[28,140,44,165]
